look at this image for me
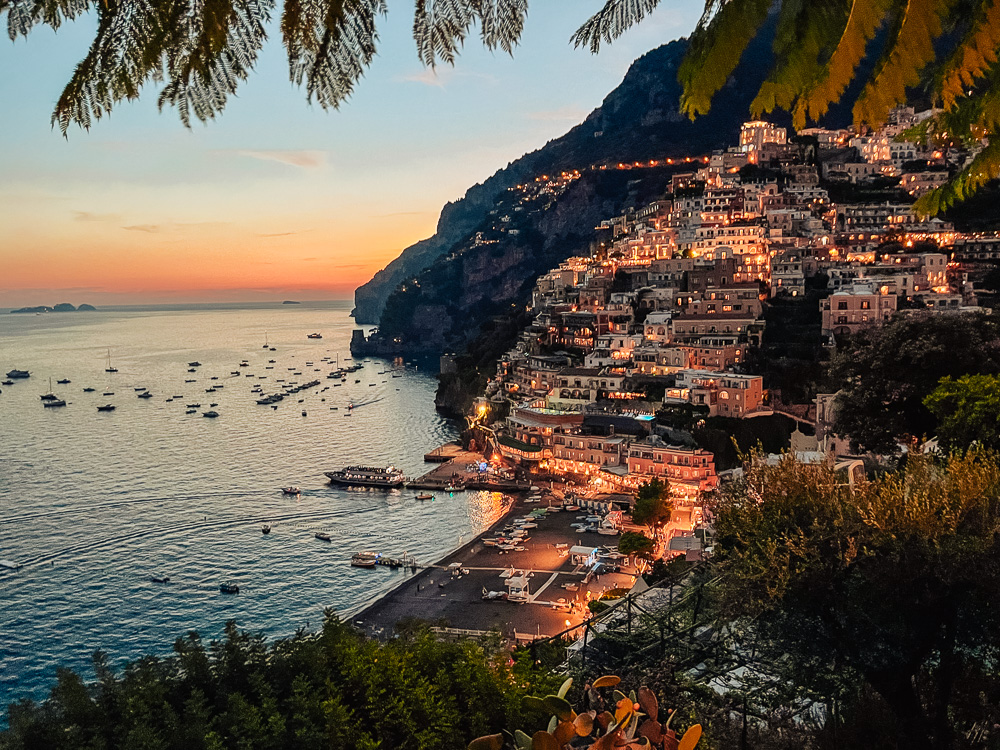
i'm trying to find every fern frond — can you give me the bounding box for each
[478,0,527,55]
[570,0,661,54]
[913,135,1000,215]
[854,0,955,127]
[938,0,1000,108]
[678,0,772,118]
[4,0,91,39]
[283,0,385,110]
[798,0,894,127]
[750,0,845,117]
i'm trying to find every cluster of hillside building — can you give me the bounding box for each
[476,107,995,521]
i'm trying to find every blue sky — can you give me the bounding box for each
[0,0,703,305]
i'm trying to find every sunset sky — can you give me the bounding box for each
[1,1,701,307]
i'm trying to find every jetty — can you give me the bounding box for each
[407,442,532,492]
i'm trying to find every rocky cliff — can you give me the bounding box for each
[352,34,781,324]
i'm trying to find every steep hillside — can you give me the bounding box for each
[353,33,781,323]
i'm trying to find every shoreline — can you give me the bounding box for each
[345,489,524,628]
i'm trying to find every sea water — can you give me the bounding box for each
[0,301,506,710]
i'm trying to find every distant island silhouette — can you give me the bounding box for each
[281,300,301,305]
[11,303,96,314]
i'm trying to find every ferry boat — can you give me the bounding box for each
[324,465,405,488]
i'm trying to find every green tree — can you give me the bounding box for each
[617,530,655,558]
[4,0,999,211]
[829,312,1000,454]
[631,477,673,526]
[924,373,1000,451]
[715,451,1000,750]
[0,612,558,750]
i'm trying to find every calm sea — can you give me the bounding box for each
[0,301,507,711]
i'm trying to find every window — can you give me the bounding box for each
[837,300,848,310]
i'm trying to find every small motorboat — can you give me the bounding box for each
[150,576,170,584]
[202,410,220,418]
[416,493,434,501]
[444,484,465,493]
[138,391,153,399]
[282,487,300,495]
[188,361,201,367]
[307,333,322,339]
[43,399,67,407]
[186,403,201,408]
[97,404,116,412]
[57,378,71,384]
[186,409,197,414]
[301,410,307,416]
[1,380,13,386]
[261,524,271,535]
[315,532,332,542]
[83,387,96,392]
[219,582,240,594]
[351,551,378,568]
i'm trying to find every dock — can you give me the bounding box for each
[407,443,531,492]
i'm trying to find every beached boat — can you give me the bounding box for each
[315,532,332,542]
[219,582,239,594]
[324,465,405,488]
